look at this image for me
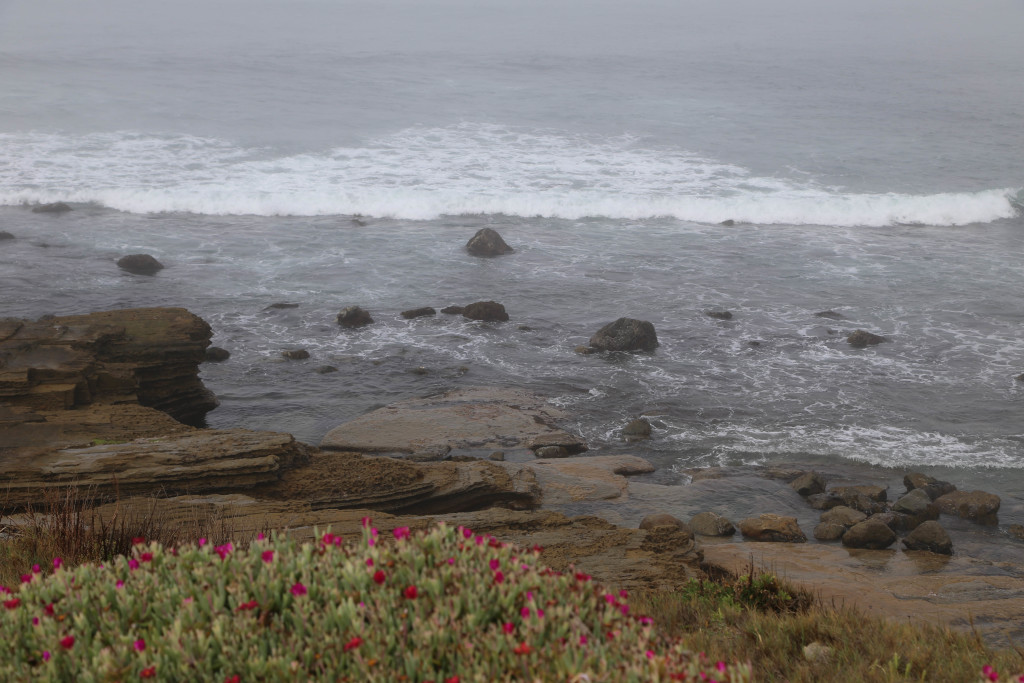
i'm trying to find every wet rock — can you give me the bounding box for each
[813,523,847,541]
[574,345,596,355]
[719,219,735,226]
[525,455,652,505]
[621,418,652,439]
[807,492,845,510]
[0,231,14,240]
[31,202,72,213]
[902,520,953,555]
[704,310,733,320]
[867,511,908,532]
[204,347,230,362]
[117,254,165,275]
[320,387,586,456]
[842,519,896,549]
[281,349,310,360]
[264,302,300,310]
[847,329,886,347]
[401,307,436,319]
[739,513,806,543]
[903,472,956,500]
[337,306,374,328]
[440,305,464,315]
[462,301,509,322]
[315,365,338,374]
[814,310,845,320]
[820,506,867,528]
[936,490,1000,524]
[1016,373,1024,382]
[639,513,689,532]
[1008,525,1024,542]
[832,485,887,502]
[517,325,533,331]
[407,446,451,462]
[489,451,505,461]
[588,318,659,352]
[409,367,429,376]
[535,445,570,458]
[466,227,514,257]
[689,512,735,537]
[791,471,826,496]
[893,489,938,518]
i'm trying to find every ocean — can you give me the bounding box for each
[1,0,1022,523]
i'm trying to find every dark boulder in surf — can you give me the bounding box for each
[466,228,514,257]
[117,254,165,275]
[847,329,886,347]
[31,202,72,214]
[204,347,231,362]
[814,310,845,320]
[336,306,374,328]
[704,310,733,320]
[588,318,659,352]
[462,301,509,322]
[441,305,465,315]
[401,307,437,319]
[0,231,14,240]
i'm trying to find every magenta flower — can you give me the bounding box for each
[403,585,418,599]
[461,527,473,539]
[42,651,51,662]
[134,639,146,652]
[21,574,32,584]
[579,635,588,645]
[321,532,336,545]
[45,603,54,616]
[716,661,727,672]
[489,559,500,571]
[493,571,505,584]
[261,550,274,563]
[116,580,125,589]
[361,516,371,528]
[257,532,265,540]
[392,526,411,540]
[373,570,386,585]
[53,557,63,570]
[215,543,233,560]
[132,537,146,545]
[140,552,153,563]
[32,617,39,626]
[447,557,456,565]
[198,538,207,547]
[365,558,374,567]
[639,616,654,626]
[290,582,307,596]
[537,609,545,619]
[32,564,41,574]
[646,650,655,660]
[3,598,20,610]
[520,607,530,619]
[343,636,363,652]
[129,559,140,571]
[60,635,75,650]
[502,622,515,634]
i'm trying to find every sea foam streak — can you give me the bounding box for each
[1,125,1018,226]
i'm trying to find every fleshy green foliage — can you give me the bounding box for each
[676,572,808,615]
[0,523,750,682]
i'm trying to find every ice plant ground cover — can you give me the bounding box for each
[0,522,750,682]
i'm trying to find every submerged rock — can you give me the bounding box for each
[639,513,689,532]
[847,329,886,347]
[401,307,437,319]
[440,305,465,315]
[936,490,1000,524]
[204,347,231,362]
[337,306,374,328]
[264,302,300,310]
[466,228,514,257]
[903,472,956,500]
[281,349,310,360]
[315,365,339,374]
[814,310,845,320]
[588,318,659,352]
[791,471,826,496]
[704,310,733,320]
[820,506,867,528]
[621,418,652,439]
[31,202,72,214]
[117,254,164,275]
[842,519,896,549]
[0,231,14,240]
[462,301,509,322]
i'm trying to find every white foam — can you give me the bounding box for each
[1,125,1019,227]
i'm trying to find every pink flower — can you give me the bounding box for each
[619,589,628,598]
[257,532,265,540]
[474,536,484,546]
[493,571,505,584]
[373,570,386,585]
[215,543,233,560]
[321,532,336,545]
[447,557,455,565]
[134,639,146,652]
[365,558,374,567]
[716,661,727,672]
[21,574,32,584]
[361,516,372,528]
[619,604,629,616]
[198,538,207,547]
[579,635,588,645]
[502,622,515,634]
[0,586,10,594]
[3,598,20,610]
[520,607,530,618]
[132,537,146,545]
[129,559,140,571]
[646,650,655,660]
[225,676,241,683]
[290,582,307,596]
[116,580,125,589]
[60,635,75,650]
[236,600,258,611]
[45,604,54,616]
[639,616,654,626]
[537,609,545,619]
[403,585,418,599]
[392,526,410,540]
[32,564,41,574]
[42,651,51,662]
[461,527,473,539]
[53,557,63,570]
[32,617,40,626]
[489,559,500,571]
[262,550,274,563]
[140,552,153,563]
[343,636,363,652]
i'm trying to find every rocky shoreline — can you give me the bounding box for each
[2,306,1022,647]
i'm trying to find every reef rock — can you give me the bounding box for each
[465,228,514,257]
[117,254,164,275]
[588,318,659,353]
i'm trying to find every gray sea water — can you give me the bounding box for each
[2,0,1023,524]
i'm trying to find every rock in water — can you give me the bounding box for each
[462,301,509,322]
[440,305,465,315]
[704,310,733,320]
[204,347,230,362]
[791,471,826,496]
[465,228,514,257]
[401,307,437,319]
[639,513,689,532]
[117,254,164,275]
[739,514,806,542]
[621,418,652,439]
[847,329,886,347]
[814,310,845,320]
[0,231,14,240]
[588,318,659,352]
[31,202,72,214]
[689,512,736,537]
[935,490,1000,524]
[902,521,953,555]
[337,306,374,327]
[281,349,310,360]
[841,520,896,549]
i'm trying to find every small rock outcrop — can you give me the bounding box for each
[621,418,652,439]
[264,303,300,310]
[588,318,659,353]
[534,445,570,458]
[902,520,953,555]
[462,301,509,322]
[204,347,231,362]
[892,489,940,527]
[315,365,338,374]
[739,514,806,543]
[813,523,847,541]
[704,310,732,320]
[401,307,436,320]
[441,306,464,315]
[117,254,165,275]
[0,231,14,240]
[814,311,845,320]
[31,202,72,213]
[466,228,514,257]
[820,506,867,528]
[936,490,1000,524]
[337,306,374,328]
[639,513,689,532]
[842,519,896,549]
[791,471,826,496]
[281,349,310,360]
[807,492,845,510]
[903,472,956,501]
[847,330,886,347]
[689,512,736,537]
